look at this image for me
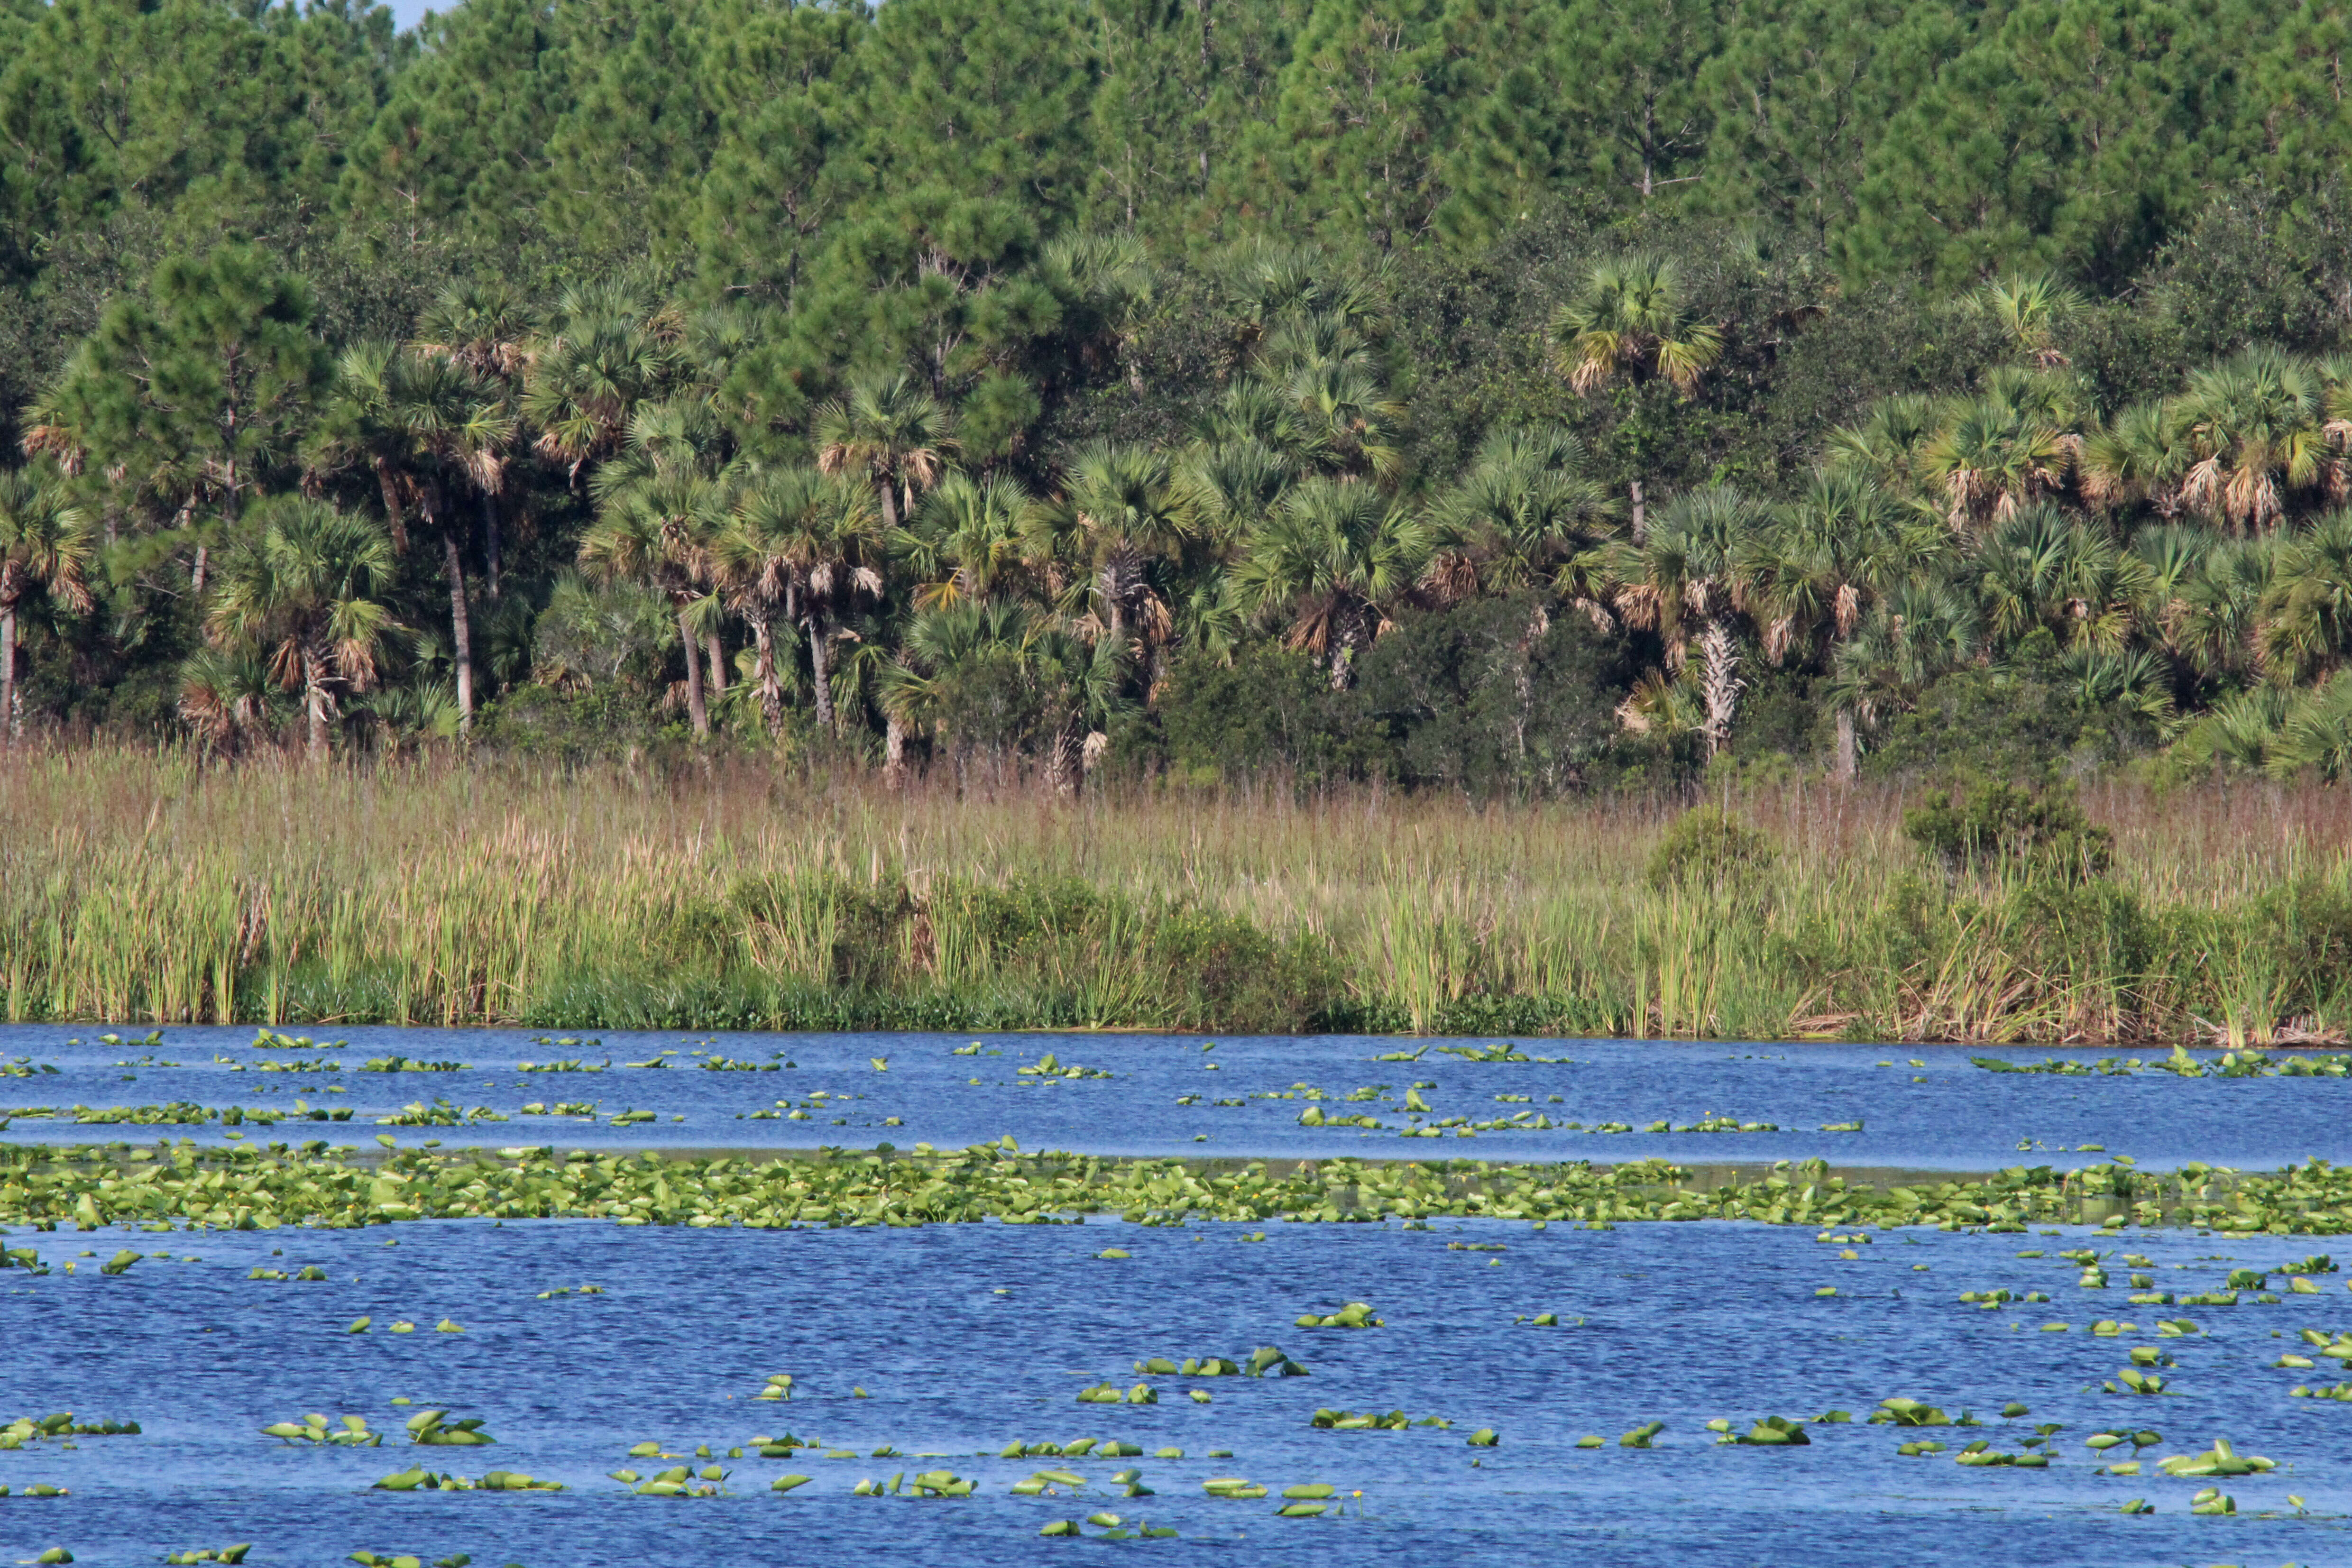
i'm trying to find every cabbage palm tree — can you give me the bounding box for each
[579,472,728,735]
[1055,442,1198,668]
[177,646,277,755]
[200,497,395,759]
[2177,349,2334,532]
[1920,390,2074,528]
[1977,272,2084,368]
[1550,256,1724,536]
[308,343,512,731]
[2271,672,2352,779]
[721,468,882,733]
[1431,425,1616,596]
[1608,485,1773,756]
[1232,478,1432,687]
[1827,579,1981,735]
[711,471,812,734]
[2054,645,2177,728]
[586,397,745,714]
[2175,683,2295,771]
[0,469,93,744]
[898,471,1036,611]
[1279,359,1406,487]
[1971,506,2143,653]
[2257,510,2352,681]
[522,281,680,482]
[1551,256,1724,395]
[1824,395,1939,494]
[414,279,535,600]
[1026,620,1130,795]
[881,598,1037,781]
[1750,472,1948,775]
[1180,435,1297,545]
[2080,400,2192,518]
[812,372,957,529]
[2161,535,2277,685]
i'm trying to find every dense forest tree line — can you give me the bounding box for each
[15,0,2352,789]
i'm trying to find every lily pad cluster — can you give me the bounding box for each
[1128,1347,1305,1377]
[2155,1437,2275,1477]
[1017,1054,1111,1081]
[11,1138,2352,1236]
[0,1413,139,1446]
[998,1438,1145,1459]
[262,1414,380,1446]
[1707,1416,1810,1446]
[404,1411,495,1447]
[1075,1383,1157,1404]
[1309,1408,1446,1430]
[1295,1302,1381,1329]
[373,1467,560,1491]
[611,1463,727,1496]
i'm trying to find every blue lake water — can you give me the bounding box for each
[8,1027,2352,1565]
[2,1026,2349,1171]
[5,1215,2349,1566]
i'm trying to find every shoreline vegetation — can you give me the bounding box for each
[7,750,2352,1045]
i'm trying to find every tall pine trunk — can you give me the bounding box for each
[677,607,708,735]
[1835,708,1856,780]
[443,528,474,732]
[883,712,908,787]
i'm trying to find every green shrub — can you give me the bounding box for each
[1902,778,2113,882]
[1645,806,1778,897]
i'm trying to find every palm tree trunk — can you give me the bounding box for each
[877,479,899,532]
[1629,478,1646,541]
[480,490,502,602]
[1834,707,1856,781]
[303,649,329,760]
[883,712,908,787]
[808,617,835,733]
[442,529,474,733]
[1043,715,1082,798]
[749,611,783,734]
[677,607,708,736]
[376,460,410,554]
[0,602,16,746]
[1698,619,1741,757]
[705,633,728,698]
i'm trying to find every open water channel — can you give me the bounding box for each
[5,1027,2352,1566]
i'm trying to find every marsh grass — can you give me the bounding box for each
[7,747,2352,1042]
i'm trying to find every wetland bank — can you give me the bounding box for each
[9,752,2352,1045]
